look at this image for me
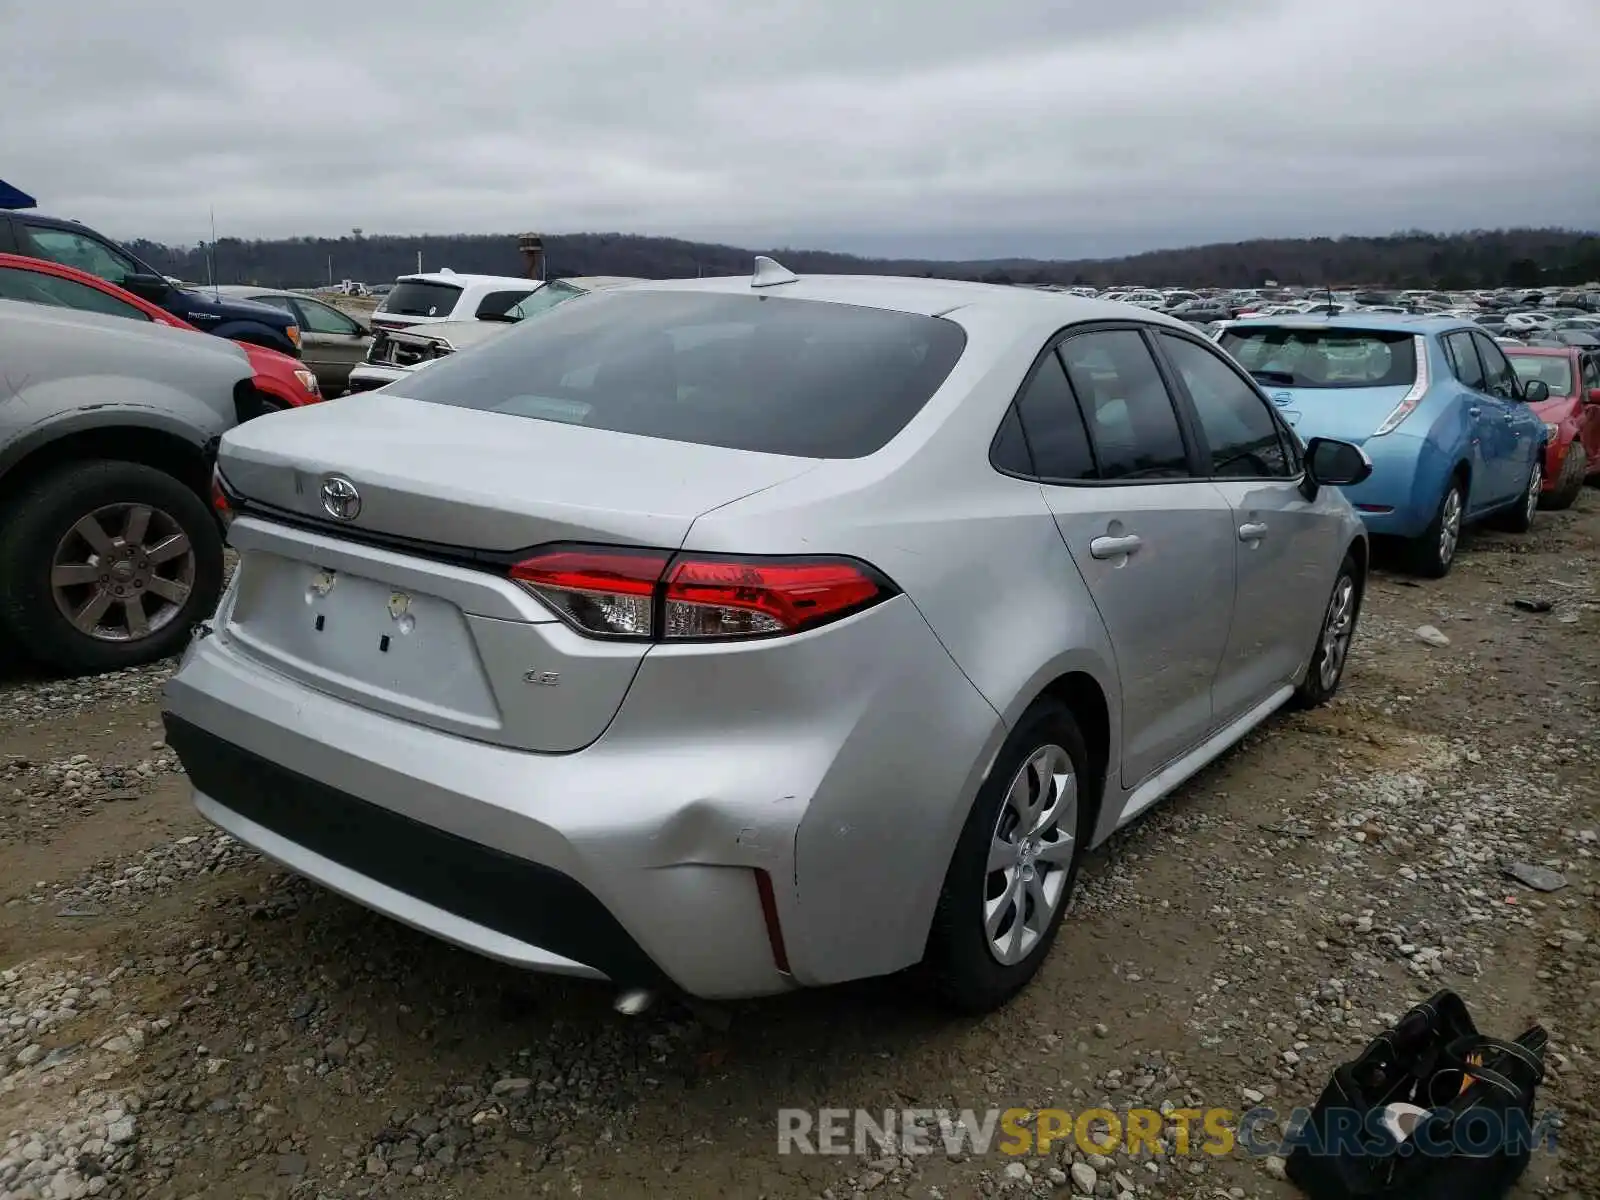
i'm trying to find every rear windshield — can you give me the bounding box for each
[377,280,463,318]
[1220,327,1417,388]
[1509,355,1573,396]
[394,290,968,458]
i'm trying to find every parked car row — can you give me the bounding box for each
[9,229,1585,1015]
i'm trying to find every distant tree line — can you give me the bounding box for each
[125,227,1600,291]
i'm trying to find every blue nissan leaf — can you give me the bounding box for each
[1218,316,1549,576]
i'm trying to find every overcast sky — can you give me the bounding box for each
[3,0,1597,260]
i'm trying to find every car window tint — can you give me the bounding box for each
[1583,355,1600,390]
[22,226,140,284]
[475,289,536,319]
[295,298,360,335]
[1444,332,1486,390]
[251,295,298,314]
[397,290,967,459]
[378,280,462,317]
[990,404,1034,475]
[1472,333,1519,399]
[1011,350,1095,480]
[0,267,151,320]
[1057,330,1190,479]
[1156,333,1292,478]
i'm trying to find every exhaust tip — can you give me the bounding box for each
[613,988,655,1016]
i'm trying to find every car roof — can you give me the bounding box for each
[1222,312,1475,336]
[393,271,535,289]
[625,271,1195,324]
[1503,344,1580,358]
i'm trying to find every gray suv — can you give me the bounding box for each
[0,299,253,672]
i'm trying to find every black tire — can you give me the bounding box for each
[925,699,1093,1014]
[1497,455,1542,533]
[0,460,223,675]
[1541,444,1585,511]
[1404,476,1466,578]
[1292,553,1362,709]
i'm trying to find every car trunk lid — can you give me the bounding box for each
[1258,384,1416,443]
[214,394,821,752]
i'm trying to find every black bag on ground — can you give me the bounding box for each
[1284,990,1548,1200]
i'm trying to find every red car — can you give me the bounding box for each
[1505,345,1600,509]
[0,253,321,411]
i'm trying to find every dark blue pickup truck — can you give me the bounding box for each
[0,201,303,358]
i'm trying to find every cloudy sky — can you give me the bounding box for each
[3,0,1597,260]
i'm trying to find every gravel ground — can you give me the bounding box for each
[1,493,1596,1200]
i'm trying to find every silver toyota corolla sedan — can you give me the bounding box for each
[163,261,1372,1013]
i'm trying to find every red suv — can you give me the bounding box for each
[1506,345,1600,509]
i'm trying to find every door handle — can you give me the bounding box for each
[1238,522,1269,542]
[1468,406,1481,418]
[1089,534,1143,560]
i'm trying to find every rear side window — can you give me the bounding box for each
[1220,327,1417,388]
[395,291,967,459]
[378,280,463,317]
[475,289,536,319]
[1444,331,1485,390]
[1010,351,1095,480]
[1057,330,1190,480]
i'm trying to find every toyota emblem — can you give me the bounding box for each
[320,475,362,521]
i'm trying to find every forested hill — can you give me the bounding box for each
[127,227,1600,291]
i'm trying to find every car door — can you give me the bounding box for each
[290,297,371,392]
[1018,326,1237,788]
[1581,354,1600,465]
[1150,330,1339,725]
[1440,331,1509,511]
[1471,332,1537,499]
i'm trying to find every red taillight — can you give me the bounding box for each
[210,468,235,531]
[510,547,669,639]
[664,557,885,639]
[508,544,894,642]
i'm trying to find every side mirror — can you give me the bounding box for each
[121,272,171,300]
[1521,379,1551,403]
[1588,387,1600,404]
[1305,437,1373,488]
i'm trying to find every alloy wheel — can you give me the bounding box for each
[984,744,1077,966]
[1438,486,1462,567]
[1525,463,1542,525]
[50,503,195,643]
[1318,574,1356,691]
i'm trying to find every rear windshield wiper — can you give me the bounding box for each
[1248,369,1296,386]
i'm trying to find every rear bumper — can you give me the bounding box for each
[165,714,657,984]
[161,588,1000,999]
[1333,432,1448,539]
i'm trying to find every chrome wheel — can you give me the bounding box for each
[50,503,195,643]
[1524,462,1542,525]
[1438,486,1462,567]
[1318,574,1356,691]
[984,744,1076,966]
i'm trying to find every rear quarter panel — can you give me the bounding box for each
[0,300,250,481]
